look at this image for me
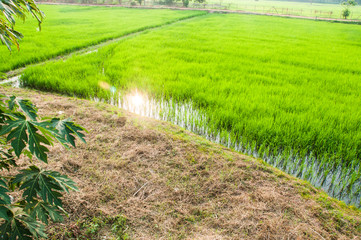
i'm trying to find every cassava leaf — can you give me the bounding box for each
[1,117,50,162]
[44,169,79,192]
[0,206,10,221]
[8,96,16,110]
[0,178,10,205]
[26,121,49,162]
[0,148,16,170]
[25,200,64,225]
[0,218,12,239]
[3,119,27,157]
[38,173,63,206]
[41,202,63,223]
[13,165,41,202]
[47,118,86,147]
[0,94,85,239]
[0,207,47,239]
[21,215,47,239]
[8,96,38,121]
[14,166,77,206]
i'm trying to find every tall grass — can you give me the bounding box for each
[0,5,205,73]
[21,13,361,206]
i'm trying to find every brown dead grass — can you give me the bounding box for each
[2,86,361,240]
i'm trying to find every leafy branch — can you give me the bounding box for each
[0,94,86,239]
[0,0,44,51]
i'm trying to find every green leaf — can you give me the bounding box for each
[44,169,79,193]
[38,172,63,206]
[0,206,10,221]
[0,207,47,239]
[0,0,43,52]
[1,118,50,162]
[0,94,84,239]
[0,218,13,239]
[13,166,40,202]
[0,178,11,205]
[26,121,49,162]
[1,119,28,157]
[48,118,86,147]
[8,96,38,121]
[14,166,78,206]
[0,148,16,170]
[0,178,7,188]
[25,200,64,225]
[8,96,16,110]
[41,202,64,223]
[21,215,47,239]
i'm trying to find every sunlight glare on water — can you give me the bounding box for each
[129,91,144,108]
[121,90,147,115]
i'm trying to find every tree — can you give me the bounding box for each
[1,1,86,239]
[182,0,189,7]
[341,0,357,19]
[180,0,205,8]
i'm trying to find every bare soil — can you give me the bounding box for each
[2,86,361,240]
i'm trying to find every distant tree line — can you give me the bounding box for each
[156,0,205,7]
[36,0,206,6]
[36,0,361,9]
[275,0,360,4]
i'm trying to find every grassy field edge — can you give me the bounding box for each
[2,85,360,239]
[1,7,207,76]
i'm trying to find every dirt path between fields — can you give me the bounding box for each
[39,2,361,22]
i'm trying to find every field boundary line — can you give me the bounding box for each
[1,12,207,80]
[38,2,361,23]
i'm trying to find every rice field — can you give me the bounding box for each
[205,0,361,19]
[40,0,361,19]
[18,11,361,207]
[0,5,204,73]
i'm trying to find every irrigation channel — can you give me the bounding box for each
[2,76,361,208]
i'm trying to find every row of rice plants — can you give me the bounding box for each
[0,5,205,73]
[21,13,361,207]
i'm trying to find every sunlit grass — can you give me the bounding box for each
[21,13,361,206]
[0,5,205,73]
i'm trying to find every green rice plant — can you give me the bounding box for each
[0,5,205,73]
[21,13,361,207]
